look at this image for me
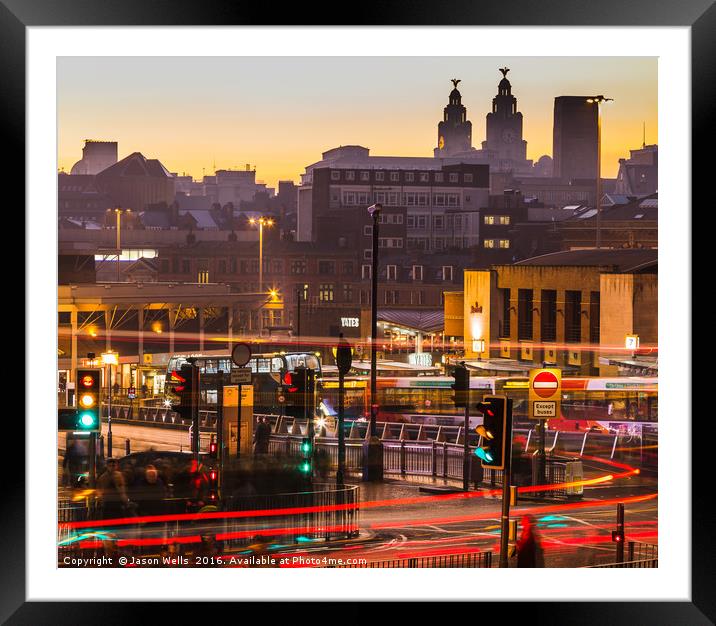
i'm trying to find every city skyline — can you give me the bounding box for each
[58,56,658,188]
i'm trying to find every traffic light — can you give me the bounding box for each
[299,437,313,475]
[451,364,470,408]
[71,368,101,432]
[207,467,219,502]
[289,367,305,395]
[174,362,195,421]
[208,436,218,459]
[611,530,624,543]
[474,395,509,470]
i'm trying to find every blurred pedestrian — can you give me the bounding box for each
[516,514,544,568]
[131,464,168,516]
[97,458,131,519]
[253,417,271,455]
[62,439,83,487]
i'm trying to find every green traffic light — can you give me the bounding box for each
[475,447,494,463]
[79,412,97,428]
[300,441,312,454]
[299,460,312,474]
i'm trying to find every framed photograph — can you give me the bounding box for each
[5,0,709,619]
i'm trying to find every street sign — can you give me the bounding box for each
[128,387,136,399]
[625,334,640,351]
[231,342,252,367]
[529,368,561,419]
[230,367,252,384]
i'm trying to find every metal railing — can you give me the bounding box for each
[336,550,492,568]
[585,542,658,568]
[220,484,360,548]
[58,484,359,564]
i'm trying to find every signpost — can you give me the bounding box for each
[230,367,252,384]
[529,368,562,488]
[229,343,253,457]
[231,342,252,367]
[223,386,239,457]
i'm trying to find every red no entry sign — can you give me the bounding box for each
[532,370,559,398]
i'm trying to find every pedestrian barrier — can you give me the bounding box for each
[213,483,360,549]
[335,550,493,568]
[585,541,658,568]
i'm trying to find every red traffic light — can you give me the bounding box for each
[282,372,293,386]
[80,374,95,387]
[170,370,187,392]
[611,531,624,543]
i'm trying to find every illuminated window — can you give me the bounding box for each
[198,270,209,284]
[484,215,496,225]
[499,239,510,248]
[319,284,334,301]
[499,216,511,225]
[484,239,495,248]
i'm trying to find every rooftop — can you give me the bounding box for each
[510,248,657,273]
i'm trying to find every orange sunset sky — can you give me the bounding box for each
[58,57,657,188]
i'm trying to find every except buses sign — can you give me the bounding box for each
[529,368,561,420]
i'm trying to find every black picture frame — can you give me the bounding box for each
[4,0,709,620]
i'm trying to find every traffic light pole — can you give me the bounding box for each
[616,502,625,564]
[106,364,113,457]
[88,432,97,488]
[189,360,200,463]
[536,420,546,489]
[216,374,224,476]
[499,399,514,568]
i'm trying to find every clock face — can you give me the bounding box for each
[501,128,517,143]
[438,135,445,149]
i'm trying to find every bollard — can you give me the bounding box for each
[443,441,448,478]
[98,435,105,460]
[125,438,131,456]
[400,440,406,475]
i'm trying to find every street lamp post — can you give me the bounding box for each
[113,208,131,282]
[586,96,613,249]
[249,217,274,332]
[363,203,384,481]
[101,350,118,457]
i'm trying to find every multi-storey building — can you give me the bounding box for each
[614,144,658,196]
[297,145,489,250]
[69,140,118,175]
[454,248,657,376]
[553,96,599,182]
